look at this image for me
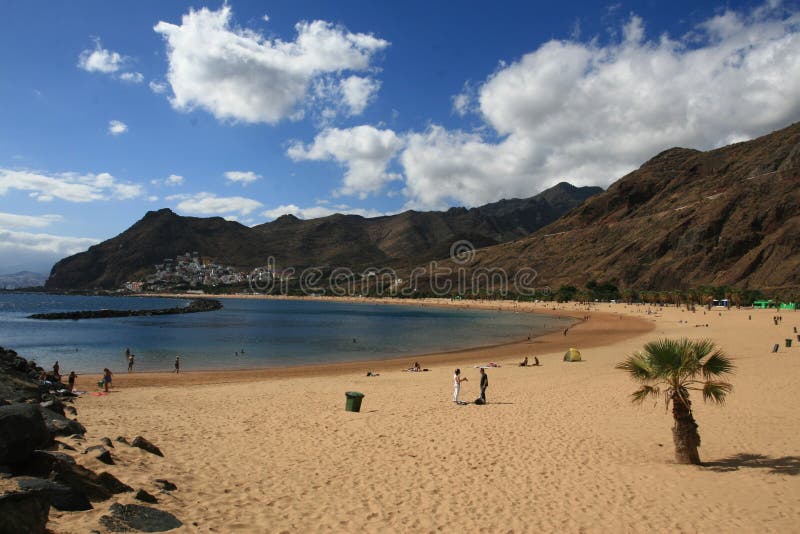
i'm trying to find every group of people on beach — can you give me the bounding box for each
[452,368,489,404]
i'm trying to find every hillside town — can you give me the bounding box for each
[125,252,249,292]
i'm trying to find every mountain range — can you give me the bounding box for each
[45,182,602,289]
[0,271,47,290]
[436,122,800,293]
[45,121,800,293]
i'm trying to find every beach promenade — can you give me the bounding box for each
[48,301,800,533]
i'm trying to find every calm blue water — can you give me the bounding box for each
[0,294,570,373]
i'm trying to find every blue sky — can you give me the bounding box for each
[1,0,800,273]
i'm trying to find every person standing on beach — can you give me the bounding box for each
[453,368,467,402]
[68,371,77,392]
[53,360,60,379]
[174,356,180,374]
[102,368,112,392]
[127,354,135,372]
[480,368,488,403]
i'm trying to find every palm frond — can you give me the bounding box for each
[631,385,660,404]
[701,348,736,379]
[702,381,733,404]
[615,354,654,382]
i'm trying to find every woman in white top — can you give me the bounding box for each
[453,368,468,402]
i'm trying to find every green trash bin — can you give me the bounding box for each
[345,391,365,412]
[787,339,793,348]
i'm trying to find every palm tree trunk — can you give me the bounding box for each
[671,392,701,464]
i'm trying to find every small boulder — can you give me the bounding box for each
[134,488,158,504]
[10,450,75,477]
[84,445,114,464]
[38,407,86,437]
[100,437,114,448]
[99,503,181,532]
[0,404,52,464]
[97,472,133,494]
[39,399,65,416]
[114,436,130,445]
[0,488,50,534]
[154,479,177,491]
[64,405,77,416]
[16,476,93,511]
[132,436,163,457]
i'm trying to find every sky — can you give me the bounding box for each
[1,0,800,273]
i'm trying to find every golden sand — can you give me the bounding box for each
[48,300,800,533]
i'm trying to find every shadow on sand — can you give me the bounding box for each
[703,453,800,475]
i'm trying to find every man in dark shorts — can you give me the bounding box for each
[480,368,488,403]
[174,356,180,374]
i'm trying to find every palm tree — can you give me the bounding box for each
[616,338,735,464]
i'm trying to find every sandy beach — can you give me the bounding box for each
[47,300,800,533]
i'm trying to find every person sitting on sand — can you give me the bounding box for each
[102,368,113,392]
[414,361,421,372]
[519,356,528,367]
[453,368,468,402]
[533,356,540,366]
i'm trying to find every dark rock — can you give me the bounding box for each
[115,436,130,445]
[16,476,93,511]
[100,437,114,448]
[154,479,177,491]
[10,450,75,477]
[0,487,50,534]
[135,488,158,504]
[64,405,77,416]
[40,398,65,416]
[55,440,77,451]
[132,436,164,457]
[99,503,181,532]
[38,406,86,437]
[29,298,222,320]
[53,463,114,501]
[0,404,52,463]
[96,450,114,465]
[83,446,114,465]
[97,472,133,494]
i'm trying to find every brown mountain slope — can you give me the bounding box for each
[446,122,800,292]
[46,182,601,289]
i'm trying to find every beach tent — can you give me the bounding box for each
[563,348,582,362]
[753,300,776,309]
[779,302,797,310]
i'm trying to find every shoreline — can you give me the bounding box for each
[106,296,654,388]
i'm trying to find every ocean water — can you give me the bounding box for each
[0,293,571,373]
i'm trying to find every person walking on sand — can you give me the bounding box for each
[102,368,112,392]
[174,356,180,374]
[480,368,489,403]
[127,354,135,372]
[453,368,468,403]
[68,371,77,392]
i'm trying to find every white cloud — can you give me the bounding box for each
[0,212,62,229]
[398,4,800,208]
[108,120,128,135]
[119,71,144,83]
[0,229,97,256]
[287,125,403,198]
[149,80,169,94]
[0,168,143,202]
[165,174,184,186]
[224,171,261,185]
[262,203,385,220]
[169,192,263,216]
[153,5,388,124]
[340,76,381,116]
[77,39,124,73]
